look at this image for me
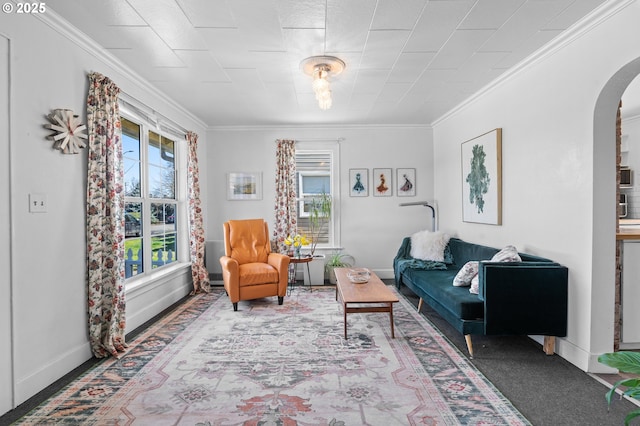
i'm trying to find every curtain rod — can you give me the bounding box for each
[275,137,344,143]
[119,92,188,137]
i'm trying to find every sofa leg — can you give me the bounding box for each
[233,302,238,311]
[278,296,284,305]
[464,335,474,358]
[417,298,423,313]
[543,336,555,355]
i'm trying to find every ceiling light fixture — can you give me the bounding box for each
[301,56,345,110]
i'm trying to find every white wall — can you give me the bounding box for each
[432,0,640,372]
[206,126,433,277]
[1,34,13,416]
[0,12,207,413]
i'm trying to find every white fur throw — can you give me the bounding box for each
[410,230,450,262]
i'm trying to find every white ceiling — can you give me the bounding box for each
[47,0,610,127]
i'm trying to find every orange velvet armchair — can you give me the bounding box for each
[220,219,290,311]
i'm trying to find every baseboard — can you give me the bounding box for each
[371,268,394,280]
[14,342,92,406]
[530,335,617,374]
[209,271,394,283]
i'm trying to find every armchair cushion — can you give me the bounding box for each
[239,262,280,286]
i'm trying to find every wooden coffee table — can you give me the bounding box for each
[334,268,399,339]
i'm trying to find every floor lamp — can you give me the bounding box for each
[399,201,437,231]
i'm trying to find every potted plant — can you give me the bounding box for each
[598,351,640,425]
[303,192,331,285]
[307,192,331,256]
[325,251,355,284]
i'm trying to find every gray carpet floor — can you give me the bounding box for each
[1,283,639,425]
[394,282,639,426]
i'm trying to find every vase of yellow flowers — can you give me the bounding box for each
[284,234,310,258]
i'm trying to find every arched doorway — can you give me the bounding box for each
[593,57,640,355]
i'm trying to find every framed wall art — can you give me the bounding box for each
[461,128,502,225]
[349,168,368,197]
[373,168,392,196]
[396,168,416,197]
[227,172,262,200]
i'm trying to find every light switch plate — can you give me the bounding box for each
[29,193,47,213]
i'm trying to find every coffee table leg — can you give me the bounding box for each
[389,303,395,338]
[343,302,348,339]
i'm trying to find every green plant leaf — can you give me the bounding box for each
[625,386,640,399]
[599,352,640,374]
[605,385,619,406]
[599,352,640,421]
[625,408,640,426]
[606,378,640,403]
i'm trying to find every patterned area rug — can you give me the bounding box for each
[18,286,530,425]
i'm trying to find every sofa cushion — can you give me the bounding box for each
[410,230,450,262]
[404,268,484,320]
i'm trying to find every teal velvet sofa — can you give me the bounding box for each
[394,237,568,357]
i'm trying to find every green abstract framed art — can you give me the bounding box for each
[461,128,502,225]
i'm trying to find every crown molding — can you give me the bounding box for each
[432,0,637,127]
[207,123,433,132]
[33,9,207,131]
[623,113,640,123]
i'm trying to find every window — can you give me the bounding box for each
[295,141,340,248]
[298,172,330,217]
[122,115,182,279]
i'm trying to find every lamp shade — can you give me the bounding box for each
[301,56,345,110]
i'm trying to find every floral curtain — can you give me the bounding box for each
[273,139,297,252]
[86,72,127,358]
[187,131,209,294]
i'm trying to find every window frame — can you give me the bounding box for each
[120,106,188,283]
[295,141,341,250]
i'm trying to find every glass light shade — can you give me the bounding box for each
[312,65,333,110]
[313,78,329,95]
[301,56,344,110]
[318,90,332,110]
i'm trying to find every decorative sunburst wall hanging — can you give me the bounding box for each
[45,109,88,154]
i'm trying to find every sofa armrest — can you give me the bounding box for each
[393,237,412,286]
[478,262,568,336]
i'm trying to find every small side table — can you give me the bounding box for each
[288,256,313,293]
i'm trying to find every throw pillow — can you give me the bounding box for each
[470,274,480,294]
[469,246,522,294]
[410,230,451,262]
[491,245,521,263]
[453,261,478,287]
